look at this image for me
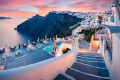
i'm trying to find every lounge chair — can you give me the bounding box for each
[31,47,35,51]
[6,53,10,58]
[36,44,42,48]
[26,48,30,52]
[15,51,19,56]
[2,54,5,59]
[19,50,23,55]
[10,53,15,56]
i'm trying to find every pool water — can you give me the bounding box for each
[43,46,53,53]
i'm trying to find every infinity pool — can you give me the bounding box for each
[43,46,53,53]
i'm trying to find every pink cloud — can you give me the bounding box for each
[0,0,113,17]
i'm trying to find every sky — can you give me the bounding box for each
[0,0,113,17]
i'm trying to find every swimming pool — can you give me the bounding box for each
[43,46,53,53]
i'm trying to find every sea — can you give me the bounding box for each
[0,17,32,48]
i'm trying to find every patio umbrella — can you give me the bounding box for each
[45,35,47,40]
[56,35,57,40]
[28,40,30,45]
[37,37,40,42]
[5,44,7,49]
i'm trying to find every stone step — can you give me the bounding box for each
[76,59,106,68]
[66,68,110,80]
[76,58,105,63]
[54,73,75,80]
[76,57,104,62]
[77,53,103,57]
[71,62,109,77]
[78,53,102,56]
[77,55,104,59]
[77,55,104,60]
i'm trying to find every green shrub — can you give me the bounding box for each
[78,27,102,42]
[62,48,71,54]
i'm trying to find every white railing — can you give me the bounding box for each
[100,33,120,80]
[112,33,120,80]
[0,43,78,80]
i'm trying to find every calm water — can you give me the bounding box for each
[0,17,32,48]
[43,46,53,53]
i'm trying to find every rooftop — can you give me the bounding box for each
[105,25,120,33]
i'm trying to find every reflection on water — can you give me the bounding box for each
[0,17,32,47]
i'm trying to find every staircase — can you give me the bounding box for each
[91,35,100,52]
[54,53,110,80]
[79,40,90,49]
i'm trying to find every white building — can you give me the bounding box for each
[104,0,120,26]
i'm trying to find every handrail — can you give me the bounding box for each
[102,25,112,59]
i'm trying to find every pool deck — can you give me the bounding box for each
[4,48,53,70]
[0,41,56,70]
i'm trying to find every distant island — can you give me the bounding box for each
[0,17,11,20]
[17,11,83,40]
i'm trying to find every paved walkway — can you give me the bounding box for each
[78,40,91,53]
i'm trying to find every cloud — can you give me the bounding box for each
[13,6,41,13]
[69,0,112,12]
[0,0,113,17]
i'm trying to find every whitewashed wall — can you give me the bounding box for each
[105,7,120,26]
[55,43,72,56]
[112,34,120,80]
[0,44,78,80]
[100,33,120,80]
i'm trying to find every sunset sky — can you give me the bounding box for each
[0,0,113,17]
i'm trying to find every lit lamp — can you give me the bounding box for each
[56,53,62,57]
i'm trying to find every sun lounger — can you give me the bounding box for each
[26,48,30,52]
[19,50,23,55]
[31,47,35,51]
[10,53,15,56]
[6,53,10,58]
[36,44,42,48]
[15,51,19,56]
[2,54,5,59]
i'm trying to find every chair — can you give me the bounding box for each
[15,51,19,56]
[2,54,5,59]
[6,53,10,58]
[26,48,30,52]
[19,50,23,55]
[31,47,35,51]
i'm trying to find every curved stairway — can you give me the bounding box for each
[54,53,110,80]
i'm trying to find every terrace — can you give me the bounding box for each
[0,40,57,70]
